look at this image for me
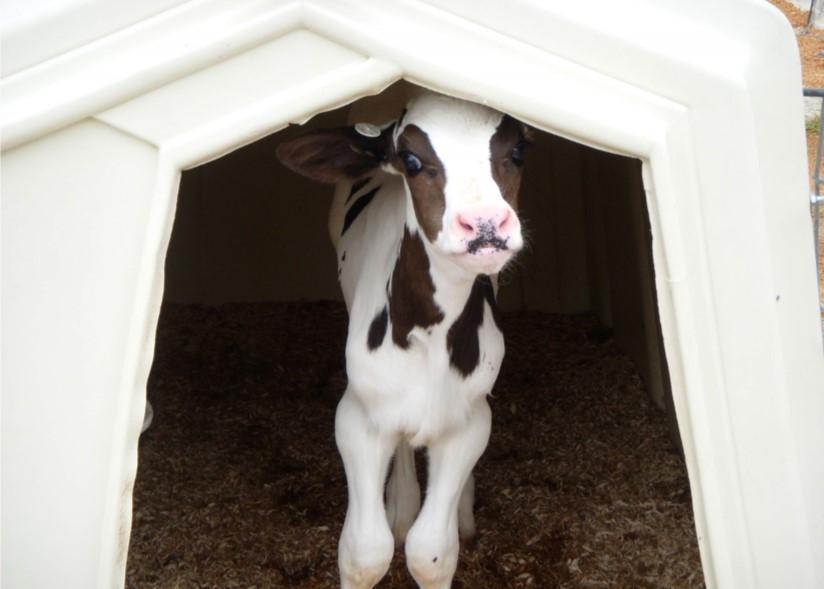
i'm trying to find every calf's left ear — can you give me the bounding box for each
[276,123,394,184]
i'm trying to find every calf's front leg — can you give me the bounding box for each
[335,390,398,589]
[405,399,492,589]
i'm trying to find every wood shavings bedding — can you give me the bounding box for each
[127,302,704,589]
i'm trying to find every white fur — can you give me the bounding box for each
[332,95,522,589]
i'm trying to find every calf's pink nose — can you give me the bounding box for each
[455,206,513,239]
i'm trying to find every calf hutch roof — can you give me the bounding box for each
[2,1,823,589]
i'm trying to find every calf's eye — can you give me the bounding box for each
[399,151,423,176]
[510,142,527,167]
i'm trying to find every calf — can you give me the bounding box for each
[277,92,529,589]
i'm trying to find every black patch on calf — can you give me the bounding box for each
[389,228,444,348]
[342,186,380,236]
[447,276,499,377]
[367,306,389,351]
[345,177,371,204]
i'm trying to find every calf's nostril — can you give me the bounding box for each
[458,216,475,233]
[498,211,511,231]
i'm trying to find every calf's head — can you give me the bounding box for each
[277,93,530,275]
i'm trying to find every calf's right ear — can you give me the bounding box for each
[276,124,394,184]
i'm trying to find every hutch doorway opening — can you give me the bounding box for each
[127,85,704,589]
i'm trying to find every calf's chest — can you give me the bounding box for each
[345,281,504,443]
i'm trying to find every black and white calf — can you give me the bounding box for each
[277,93,529,589]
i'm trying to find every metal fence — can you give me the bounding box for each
[802,88,824,322]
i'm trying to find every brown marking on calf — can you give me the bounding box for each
[367,306,389,351]
[392,125,446,243]
[447,275,499,377]
[489,115,530,210]
[346,177,372,203]
[389,228,444,348]
[342,185,381,236]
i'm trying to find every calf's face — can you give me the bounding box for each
[276,93,530,276]
[391,94,527,275]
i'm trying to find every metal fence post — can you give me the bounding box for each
[802,88,824,318]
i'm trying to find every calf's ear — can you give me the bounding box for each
[276,124,394,184]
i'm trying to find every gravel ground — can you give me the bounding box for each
[127,302,704,589]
